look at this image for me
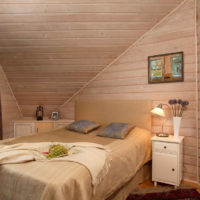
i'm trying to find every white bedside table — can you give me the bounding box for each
[151,135,184,187]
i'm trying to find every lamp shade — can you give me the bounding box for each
[151,105,165,117]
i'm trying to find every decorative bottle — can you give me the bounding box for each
[36,105,43,121]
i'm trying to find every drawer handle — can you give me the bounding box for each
[164,146,167,149]
[172,168,175,172]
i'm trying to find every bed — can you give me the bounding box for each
[0,100,152,200]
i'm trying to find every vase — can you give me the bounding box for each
[173,117,182,139]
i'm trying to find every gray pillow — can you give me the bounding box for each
[97,122,134,139]
[67,120,100,134]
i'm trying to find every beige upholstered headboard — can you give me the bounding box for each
[75,100,152,131]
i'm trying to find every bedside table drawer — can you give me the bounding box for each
[154,141,178,155]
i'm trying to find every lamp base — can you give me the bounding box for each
[156,133,169,137]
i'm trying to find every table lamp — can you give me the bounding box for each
[151,104,169,137]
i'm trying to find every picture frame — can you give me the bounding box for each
[51,111,59,120]
[148,52,184,84]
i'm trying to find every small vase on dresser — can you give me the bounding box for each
[173,117,182,139]
[169,99,189,138]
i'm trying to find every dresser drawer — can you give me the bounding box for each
[54,123,68,129]
[154,141,178,155]
[54,120,73,129]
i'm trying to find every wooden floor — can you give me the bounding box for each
[140,179,200,193]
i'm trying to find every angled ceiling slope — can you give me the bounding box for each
[0,0,183,117]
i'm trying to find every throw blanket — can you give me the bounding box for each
[0,142,111,192]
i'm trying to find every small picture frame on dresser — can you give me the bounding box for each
[51,112,59,120]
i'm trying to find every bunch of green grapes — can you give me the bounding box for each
[46,144,68,159]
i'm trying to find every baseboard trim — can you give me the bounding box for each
[183,178,200,186]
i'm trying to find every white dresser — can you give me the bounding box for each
[151,135,184,187]
[14,119,74,137]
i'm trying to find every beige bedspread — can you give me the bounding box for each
[0,126,151,200]
[0,142,111,193]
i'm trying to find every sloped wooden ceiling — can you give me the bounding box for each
[0,0,183,117]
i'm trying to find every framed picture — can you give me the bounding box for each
[148,52,184,84]
[51,112,59,120]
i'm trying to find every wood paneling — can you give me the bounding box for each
[0,0,183,117]
[0,0,183,3]
[59,0,198,182]
[196,0,200,183]
[0,65,23,139]
[0,98,3,140]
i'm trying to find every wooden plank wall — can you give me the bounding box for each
[0,0,183,117]
[197,0,200,183]
[0,64,23,139]
[59,0,198,181]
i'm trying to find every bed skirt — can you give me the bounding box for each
[107,161,151,200]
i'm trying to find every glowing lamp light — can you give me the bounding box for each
[151,104,165,117]
[151,104,169,137]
